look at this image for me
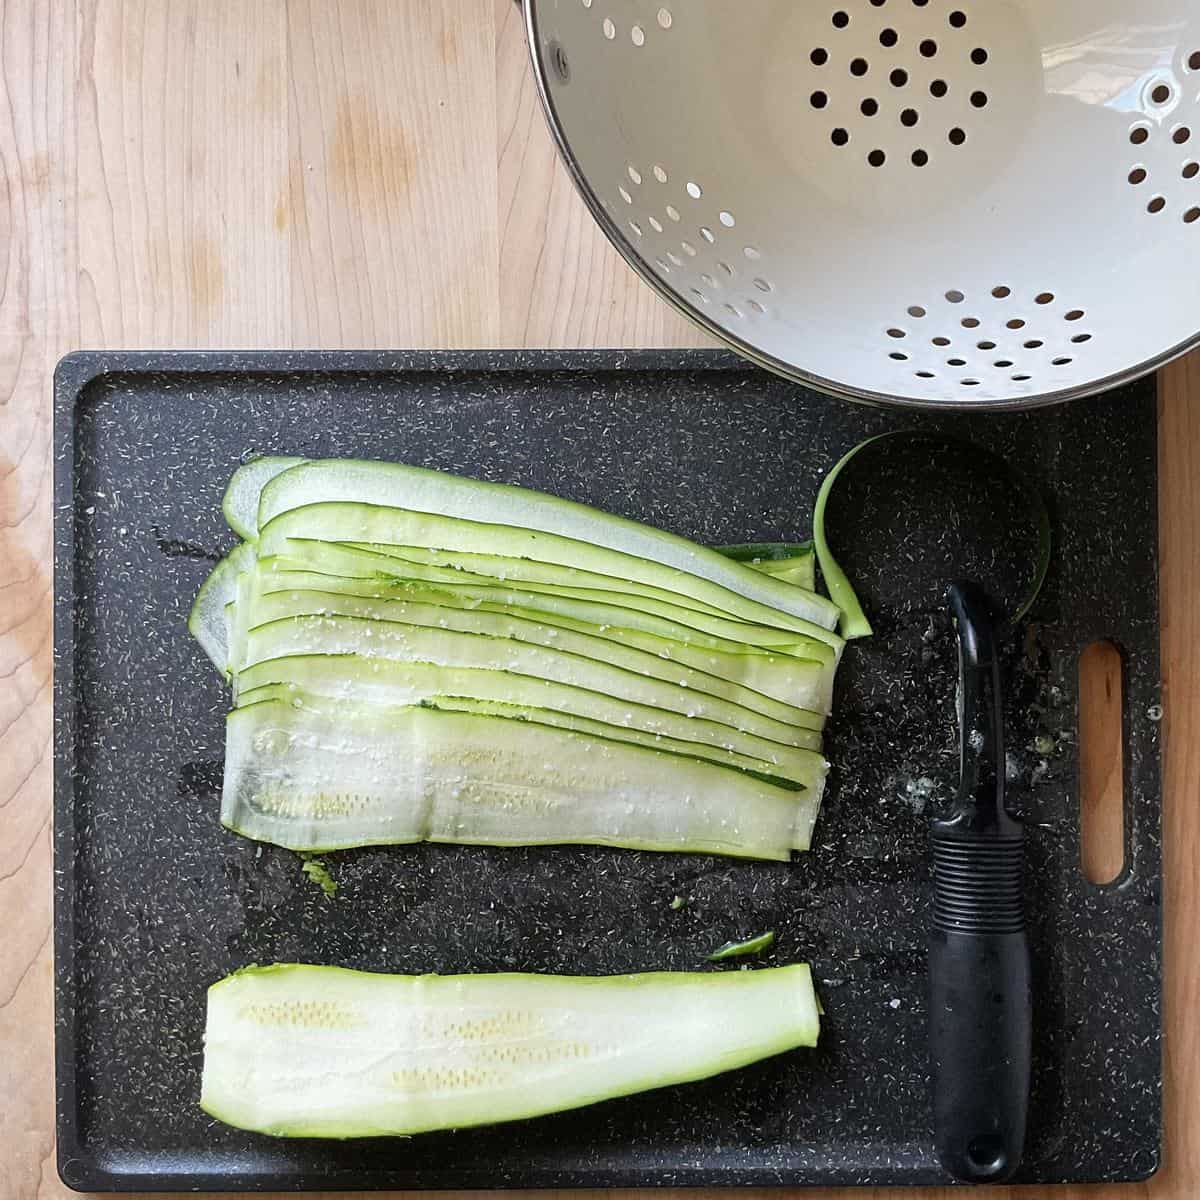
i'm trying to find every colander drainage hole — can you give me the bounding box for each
[992,285,1011,298]
[1052,357,1073,366]
[1186,207,1200,224]
[920,39,938,57]
[811,90,829,108]
[947,357,967,367]
[1151,83,1171,104]
[1183,162,1199,179]
[1012,374,1031,382]
[880,28,898,48]
[949,10,967,28]
[932,336,952,347]
[907,305,927,318]
[945,289,964,303]
[890,68,909,87]
[916,371,936,379]
[851,57,869,77]
[862,97,880,116]
[971,47,988,65]
[832,128,850,146]
[1174,126,1192,145]
[1189,50,1200,71]
[832,10,850,29]
[868,149,887,167]
[1128,167,1147,185]
[912,149,930,166]
[949,126,967,145]
[1130,126,1150,146]
[931,79,949,97]
[811,47,829,66]
[889,351,908,361]
[1148,196,1166,213]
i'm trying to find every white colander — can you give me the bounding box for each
[524,1,1200,409]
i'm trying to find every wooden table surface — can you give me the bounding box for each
[1,3,1196,1197]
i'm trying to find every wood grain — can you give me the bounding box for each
[0,3,1195,1197]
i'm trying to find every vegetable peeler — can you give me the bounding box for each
[929,580,1031,1182]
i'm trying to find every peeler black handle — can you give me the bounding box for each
[929,582,1030,1183]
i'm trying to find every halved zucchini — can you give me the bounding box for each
[200,961,820,1138]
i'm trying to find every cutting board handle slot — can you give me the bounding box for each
[1078,639,1126,886]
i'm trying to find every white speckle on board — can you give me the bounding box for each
[897,775,937,815]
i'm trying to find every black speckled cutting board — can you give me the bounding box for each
[53,350,1162,1192]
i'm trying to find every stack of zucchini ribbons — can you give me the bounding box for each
[190,458,847,862]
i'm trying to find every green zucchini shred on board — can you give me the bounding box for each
[298,853,337,899]
[708,931,777,961]
[188,457,866,859]
[200,962,819,1138]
